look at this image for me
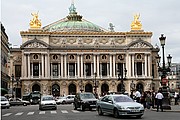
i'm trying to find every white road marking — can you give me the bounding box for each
[27,112,34,115]
[51,111,57,114]
[72,110,80,113]
[39,111,45,114]
[61,110,68,113]
[2,113,12,117]
[15,112,23,116]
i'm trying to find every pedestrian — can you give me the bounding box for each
[174,91,179,105]
[145,92,152,109]
[155,90,164,112]
[135,90,141,103]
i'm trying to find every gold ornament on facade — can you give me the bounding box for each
[131,14,142,30]
[29,12,42,29]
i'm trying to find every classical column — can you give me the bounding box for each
[145,54,147,77]
[39,62,41,78]
[132,54,135,77]
[47,54,50,77]
[75,63,77,77]
[58,63,60,78]
[77,54,80,78]
[31,63,33,77]
[45,54,48,78]
[97,54,100,77]
[81,54,83,77]
[109,54,112,77]
[61,55,64,78]
[113,54,116,77]
[148,54,151,77]
[93,54,96,73]
[64,54,67,78]
[28,54,30,78]
[24,54,27,77]
[41,54,44,78]
[128,55,131,77]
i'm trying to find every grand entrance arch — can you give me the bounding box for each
[136,83,144,93]
[117,83,125,93]
[32,84,40,92]
[101,83,109,96]
[52,84,60,97]
[85,83,93,92]
[68,83,76,95]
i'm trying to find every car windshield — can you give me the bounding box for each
[42,96,54,101]
[113,96,134,102]
[80,93,95,99]
[1,97,7,101]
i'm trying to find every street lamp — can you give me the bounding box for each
[156,34,172,110]
[93,72,98,98]
[117,68,127,94]
[11,74,14,98]
[80,79,84,93]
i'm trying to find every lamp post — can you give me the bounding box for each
[117,68,127,94]
[80,79,84,93]
[156,34,172,110]
[11,74,14,98]
[94,72,98,98]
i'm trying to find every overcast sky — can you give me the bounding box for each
[1,0,180,63]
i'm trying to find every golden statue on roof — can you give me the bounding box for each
[131,14,142,30]
[29,12,41,29]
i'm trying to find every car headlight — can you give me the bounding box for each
[30,99,33,102]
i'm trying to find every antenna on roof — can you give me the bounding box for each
[109,23,115,32]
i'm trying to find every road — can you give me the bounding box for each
[1,104,180,120]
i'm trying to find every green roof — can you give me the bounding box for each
[43,2,107,32]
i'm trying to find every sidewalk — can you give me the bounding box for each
[151,105,180,112]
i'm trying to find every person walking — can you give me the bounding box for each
[155,90,164,112]
[174,91,179,105]
[135,90,141,103]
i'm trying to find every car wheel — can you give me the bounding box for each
[114,108,119,118]
[80,104,85,111]
[97,107,103,115]
[62,101,66,104]
[73,103,77,110]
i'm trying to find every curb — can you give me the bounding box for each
[151,109,180,112]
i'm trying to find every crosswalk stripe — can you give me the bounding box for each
[39,111,45,114]
[27,112,34,115]
[71,110,80,113]
[15,112,23,116]
[51,111,57,114]
[2,113,12,117]
[61,110,68,113]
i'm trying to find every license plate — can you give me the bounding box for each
[131,110,140,112]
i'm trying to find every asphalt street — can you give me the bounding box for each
[1,104,180,120]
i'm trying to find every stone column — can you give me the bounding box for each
[97,54,100,77]
[132,54,135,77]
[28,54,30,78]
[148,54,151,77]
[93,54,96,73]
[145,54,147,77]
[64,54,67,78]
[110,54,112,77]
[113,54,116,77]
[128,55,131,77]
[24,54,27,77]
[45,54,48,78]
[39,62,41,78]
[41,54,44,78]
[81,54,83,77]
[77,54,80,78]
[61,55,64,78]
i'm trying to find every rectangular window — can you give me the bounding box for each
[69,63,75,76]
[33,63,39,76]
[102,63,107,76]
[15,65,21,77]
[117,63,123,77]
[137,62,142,75]
[85,63,91,76]
[52,63,58,76]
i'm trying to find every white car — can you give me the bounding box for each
[39,95,57,110]
[56,95,75,104]
[96,94,144,118]
[0,96,10,109]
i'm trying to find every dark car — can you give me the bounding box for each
[73,92,97,111]
[9,98,30,106]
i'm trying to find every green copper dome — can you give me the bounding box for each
[43,2,107,32]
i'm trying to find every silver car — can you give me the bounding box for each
[39,95,57,110]
[96,94,144,118]
[0,96,10,109]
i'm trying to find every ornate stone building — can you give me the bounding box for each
[10,3,160,97]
